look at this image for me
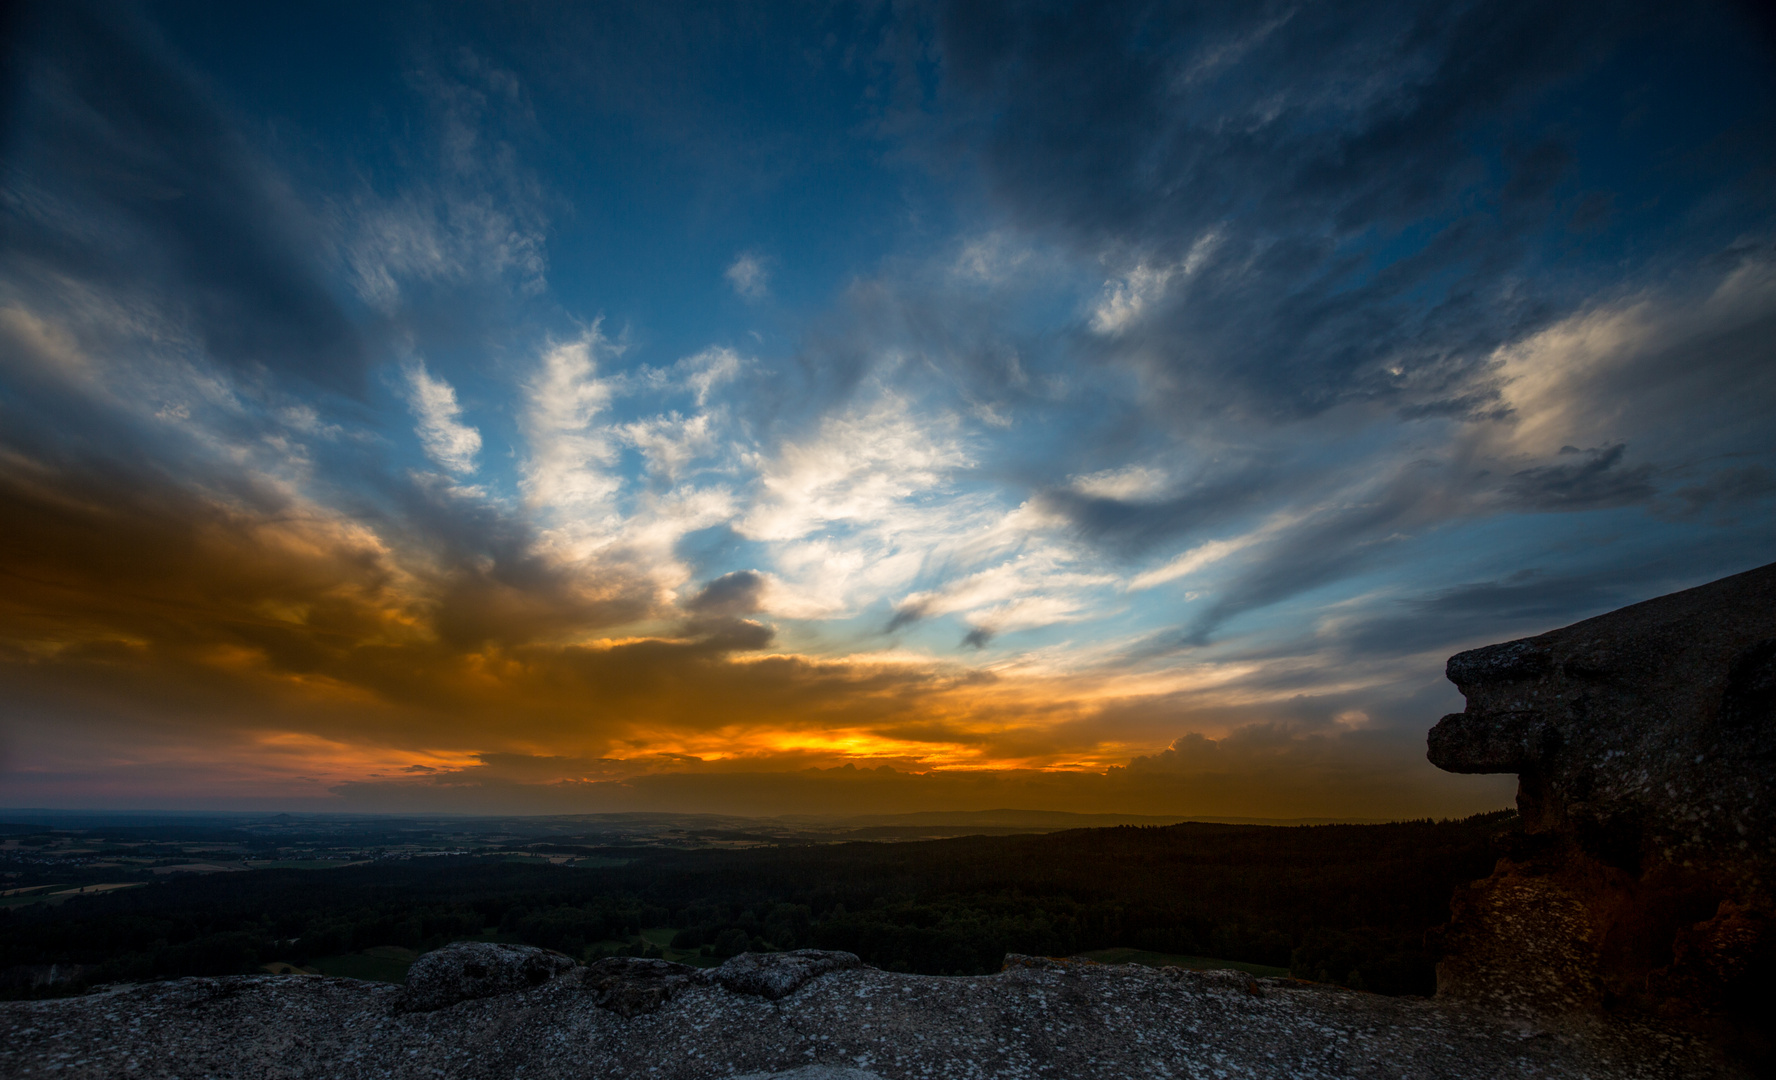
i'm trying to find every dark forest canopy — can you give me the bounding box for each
[0,813,1513,997]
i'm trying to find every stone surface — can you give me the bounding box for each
[581,956,705,1017]
[716,949,863,1000]
[1426,561,1776,1064]
[0,956,1743,1079]
[398,941,576,1012]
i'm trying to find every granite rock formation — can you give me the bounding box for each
[1427,561,1776,1063]
[0,950,1739,1078]
[581,955,705,1018]
[571,950,863,1018]
[715,948,863,999]
[400,940,577,1012]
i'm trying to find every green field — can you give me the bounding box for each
[245,859,369,870]
[1075,947,1289,978]
[499,855,631,868]
[1,883,145,908]
[636,927,721,967]
[309,945,419,983]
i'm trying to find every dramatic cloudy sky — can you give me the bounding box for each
[2,1,1772,817]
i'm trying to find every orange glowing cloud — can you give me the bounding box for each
[0,423,1514,820]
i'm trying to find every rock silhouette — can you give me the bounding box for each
[1428,561,1775,1065]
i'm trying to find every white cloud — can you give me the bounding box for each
[682,346,743,406]
[726,253,769,301]
[1091,263,1174,335]
[1090,231,1222,335]
[740,391,972,543]
[622,346,745,406]
[522,329,620,519]
[620,412,717,483]
[1070,464,1171,500]
[1127,536,1253,591]
[402,360,481,474]
[732,390,991,617]
[892,550,1115,637]
[1482,254,1776,463]
[951,233,1034,284]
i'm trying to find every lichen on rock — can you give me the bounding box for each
[714,949,862,1000]
[581,956,706,1017]
[398,941,577,1013]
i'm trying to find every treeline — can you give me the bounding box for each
[0,812,1512,998]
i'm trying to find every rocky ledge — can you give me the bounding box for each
[0,948,1741,1079]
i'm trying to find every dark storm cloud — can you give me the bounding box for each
[1333,565,1671,659]
[1668,465,1776,518]
[928,0,1771,419]
[0,3,369,395]
[688,571,767,617]
[0,448,868,750]
[1173,465,1455,646]
[812,0,1776,669]
[681,571,775,646]
[1037,465,1280,557]
[1502,444,1656,511]
[382,475,654,650]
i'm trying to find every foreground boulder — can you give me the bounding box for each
[714,949,862,999]
[1427,561,1776,1064]
[399,941,577,1012]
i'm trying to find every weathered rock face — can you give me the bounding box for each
[580,956,703,1018]
[573,950,864,1017]
[714,949,863,1000]
[1427,561,1776,1061]
[0,953,1742,1079]
[400,941,577,1012]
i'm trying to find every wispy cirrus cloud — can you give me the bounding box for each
[403,360,481,474]
[725,252,770,301]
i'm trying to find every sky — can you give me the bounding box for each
[1,1,1772,819]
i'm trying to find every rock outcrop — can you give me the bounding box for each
[573,950,863,1017]
[714,948,863,1000]
[0,950,1740,1078]
[581,956,704,1017]
[1427,561,1776,1064]
[400,940,577,1012]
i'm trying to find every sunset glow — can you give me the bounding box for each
[2,2,1772,820]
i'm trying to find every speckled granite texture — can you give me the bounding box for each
[0,954,1742,1079]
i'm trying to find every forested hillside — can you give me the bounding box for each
[1,813,1511,998]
